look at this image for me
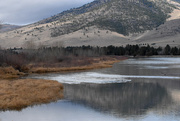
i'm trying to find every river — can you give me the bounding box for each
[1,57,180,121]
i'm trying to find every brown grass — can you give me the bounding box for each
[0,56,126,110]
[30,60,121,73]
[0,67,25,79]
[0,79,63,110]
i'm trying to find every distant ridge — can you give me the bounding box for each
[0,24,21,33]
[0,0,180,49]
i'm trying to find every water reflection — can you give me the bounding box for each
[98,58,180,77]
[64,81,171,116]
[1,57,180,121]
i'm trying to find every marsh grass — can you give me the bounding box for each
[0,79,63,110]
[0,67,25,79]
[29,57,122,73]
[0,56,125,110]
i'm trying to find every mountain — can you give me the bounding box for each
[38,0,112,24]
[0,0,180,49]
[38,0,174,36]
[133,18,180,47]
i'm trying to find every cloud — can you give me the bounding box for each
[0,0,94,25]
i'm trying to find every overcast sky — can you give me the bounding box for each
[0,0,94,25]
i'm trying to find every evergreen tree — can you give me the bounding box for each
[164,45,171,55]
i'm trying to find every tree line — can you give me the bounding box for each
[44,44,179,56]
[0,44,180,71]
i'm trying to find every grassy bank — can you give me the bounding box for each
[29,57,125,73]
[0,67,25,79]
[0,56,126,110]
[0,56,126,76]
[0,79,63,110]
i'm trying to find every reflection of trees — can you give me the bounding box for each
[64,82,171,116]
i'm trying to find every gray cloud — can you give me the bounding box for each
[0,0,94,25]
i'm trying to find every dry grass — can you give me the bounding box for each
[0,79,63,110]
[0,56,126,111]
[0,56,125,110]
[29,57,125,73]
[0,67,25,79]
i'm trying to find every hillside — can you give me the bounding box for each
[39,0,174,36]
[133,18,180,48]
[0,0,179,49]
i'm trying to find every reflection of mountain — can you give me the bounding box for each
[64,82,171,116]
[140,79,180,103]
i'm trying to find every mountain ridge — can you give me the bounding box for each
[38,0,111,24]
[0,0,180,49]
[0,24,21,33]
[41,0,174,36]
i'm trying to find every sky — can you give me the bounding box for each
[0,0,94,25]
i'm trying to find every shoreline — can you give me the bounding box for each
[29,58,125,73]
[128,55,180,58]
[0,56,127,78]
[1,55,178,110]
[0,56,126,110]
[0,79,63,111]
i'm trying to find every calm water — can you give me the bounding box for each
[1,57,180,121]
